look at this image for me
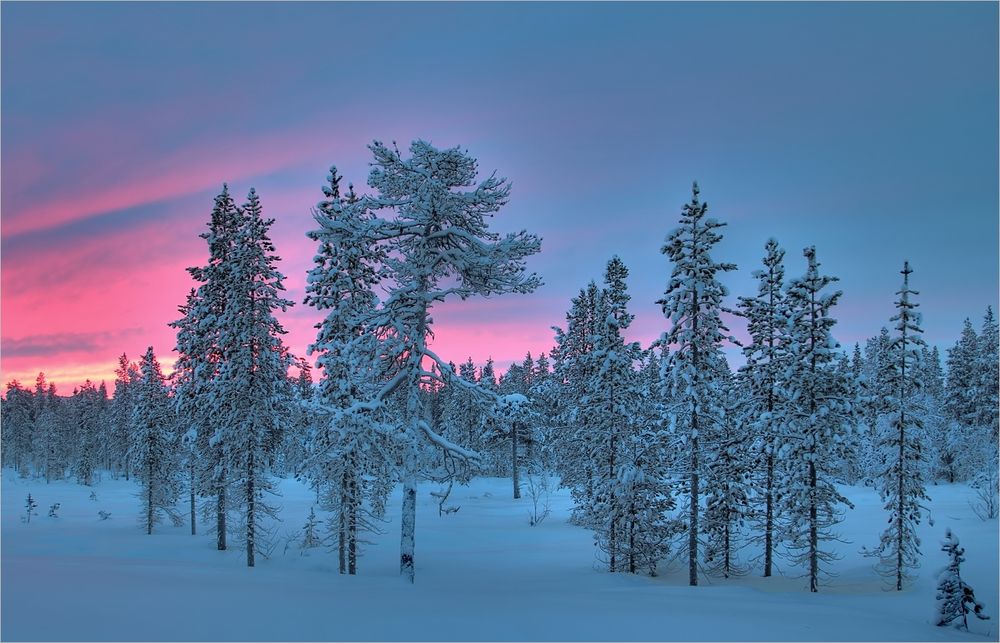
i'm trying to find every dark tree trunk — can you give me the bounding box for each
[690,428,699,586]
[190,461,197,536]
[247,450,256,567]
[764,451,774,577]
[339,470,348,575]
[809,456,818,593]
[147,455,154,535]
[512,421,521,500]
[689,270,701,587]
[217,483,227,551]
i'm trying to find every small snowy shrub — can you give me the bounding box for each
[48,503,61,518]
[935,528,989,630]
[300,506,321,553]
[23,494,38,523]
[526,474,551,526]
[98,510,112,521]
[970,469,998,521]
[89,491,98,502]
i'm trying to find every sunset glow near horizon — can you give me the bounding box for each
[2,2,997,393]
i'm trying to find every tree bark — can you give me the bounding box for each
[400,476,416,583]
[247,450,255,568]
[809,457,818,592]
[512,421,521,499]
[147,452,154,535]
[764,451,774,577]
[217,482,227,551]
[339,470,347,574]
[190,460,197,536]
[690,429,699,586]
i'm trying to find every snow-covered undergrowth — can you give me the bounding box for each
[2,472,996,642]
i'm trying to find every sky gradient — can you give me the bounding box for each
[2,2,998,392]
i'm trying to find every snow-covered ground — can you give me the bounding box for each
[2,471,997,642]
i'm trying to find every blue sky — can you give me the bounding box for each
[2,2,997,388]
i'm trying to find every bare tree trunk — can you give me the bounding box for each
[764,451,774,577]
[689,282,701,587]
[896,408,905,591]
[400,474,416,583]
[724,515,731,578]
[247,451,255,568]
[809,457,818,593]
[609,432,617,573]
[348,455,358,575]
[147,455,154,535]
[628,500,637,574]
[348,499,357,575]
[512,421,520,499]
[190,460,197,536]
[339,470,347,574]
[690,427,699,586]
[217,483,227,551]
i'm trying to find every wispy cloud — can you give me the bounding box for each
[2,328,144,359]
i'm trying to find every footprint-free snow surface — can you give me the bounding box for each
[2,472,997,641]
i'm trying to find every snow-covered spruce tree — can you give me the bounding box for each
[656,182,737,586]
[215,188,294,567]
[270,358,314,478]
[855,328,895,483]
[303,166,393,575]
[441,358,483,454]
[110,354,140,481]
[314,141,541,582]
[913,346,950,483]
[945,319,979,429]
[736,238,790,577]
[614,348,678,576]
[703,371,752,578]
[35,378,71,484]
[130,347,180,535]
[586,257,647,572]
[2,380,35,475]
[552,281,603,526]
[977,306,999,440]
[171,185,243,551]
[72,380,107,486]
[866,261,930,590]
[528,352,559,472]
[935,528,989,630]
[491,391,535,501]
[834,351,863,486]
[780,246,855,593]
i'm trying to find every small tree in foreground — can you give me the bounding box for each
[935,528,989,631]
[24,494,38,523]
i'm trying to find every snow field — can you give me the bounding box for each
[2,472,996,641]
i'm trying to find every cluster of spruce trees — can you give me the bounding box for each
[2,143,997,592]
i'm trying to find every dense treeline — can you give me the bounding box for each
[2,142,997,592]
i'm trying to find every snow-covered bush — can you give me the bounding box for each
[24,494,38,523]
[970,468,999,521]
[525,474,551,526]
[935,528,989,630]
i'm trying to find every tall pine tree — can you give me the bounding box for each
[657,182,736,586]
[867,261,930,590]
[781,246,854,593]
[736,238,790,577]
